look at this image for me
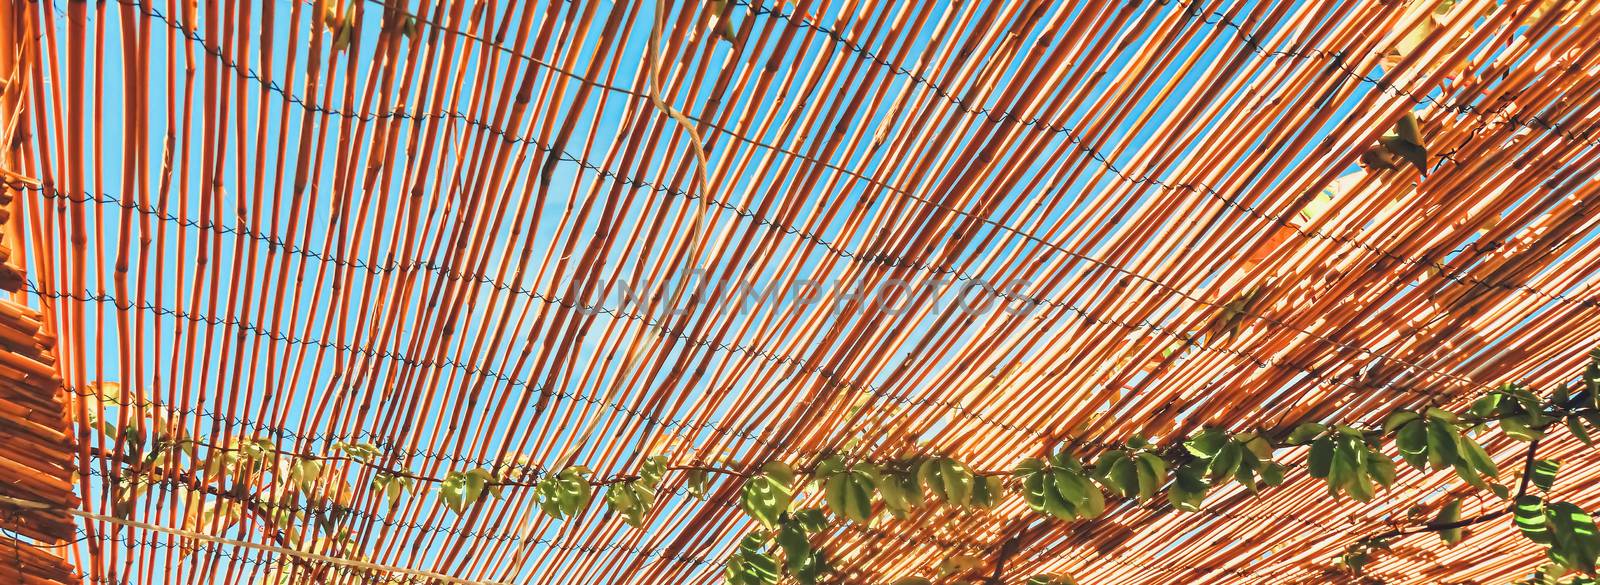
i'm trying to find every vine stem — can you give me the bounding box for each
[97,393,1600,491]
[91,446,326,578]
[984,519,1032,584]
[0,493,497,584]
[1365,436,1543,543]
[591,464,750,486]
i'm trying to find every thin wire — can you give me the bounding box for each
[0,493,508,585]
[86,0,1593,391]
[344,0,1598,300]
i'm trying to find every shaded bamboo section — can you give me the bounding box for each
[4,0,1600,583]
[0,11,79,579]
[0,275,77,584]
[0,535,79,585]
[0,289,76,543]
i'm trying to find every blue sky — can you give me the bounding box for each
[30,0,1593,582]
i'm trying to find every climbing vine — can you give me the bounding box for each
[79,349,1600,584]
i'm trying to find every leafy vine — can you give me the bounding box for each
[79,349,1600,584]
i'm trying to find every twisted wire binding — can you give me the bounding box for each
[94,0,1599,314]
[29,263,1458,481]
[83,468,723,569]
[21,0,1576,399]
[16,165,1455,399]
[739,0,1595,145]
[18,0,1577,485]
[14,0,1555,508]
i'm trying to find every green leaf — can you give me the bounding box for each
[1503,384,1542,408]
[1048,452,1086,474]
[1553,384,1572,408]
[1567,416,1594,447]
[1053,461,1102,519]
[370,473,408,507]
[892,463,926,510]
[1458,436,1499,480]
[1259,462,1286,487]
[638,455,668,491]
[566,470,593,515]
[1026,574,1079,585]
[726,532,780,585]
[1014,458,1046,477]
[1366,454,1397,488]
[826,469,877,523]
[791,508,828,533]
[1241,436,1274,460]
[824,474,849,520]
[1502,414,1545,442]
[1051,466,1088,510]
[918,459,945,502]
[812,456,845,480]
[1185,429,1228,458]
[762,461,796,485]
[1546,502,1600,573]
[970,474,1004,509]
[1436,499,1462,545]
[1516,495,1552,544]
[606,481,651,527]
[775,521,810,572]
[1134,452,1167,502]
[1102,454,1140,499]
[1425,418,1460,470]
[1286,422,1326,445]
[467,467,499,500]
[1469,392,1501,418]
[1326,444,1352,499]
[1079,479,1106,518]
[1424,407,1458,423]
[1339,443,1375,502]
[686,469,711,500]
[535,478,564,520]
[1308,437,1335,478]
[937,458,974,507]
[462,468,489,505]
[1490,483,1511,500]
[1531,459,1561,492]
[1021,470,1053,517]
[877,470,918,518]
[792,551,829,585]
[1395,419,1428,470]
[1168,464,1209,512]
[1382,410,1421,434]
[394,476,415,507]
[740,464,796,528]
[334,441,383,463]
[1454,460,1489,491]
[1093,450,1129,484]
[440,472,468,514]
[289,458,323,492]
[1209,441,1243,481]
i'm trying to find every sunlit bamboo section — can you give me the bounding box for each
[5,0,1600,582]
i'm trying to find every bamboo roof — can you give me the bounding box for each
[4,0,1600,583]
